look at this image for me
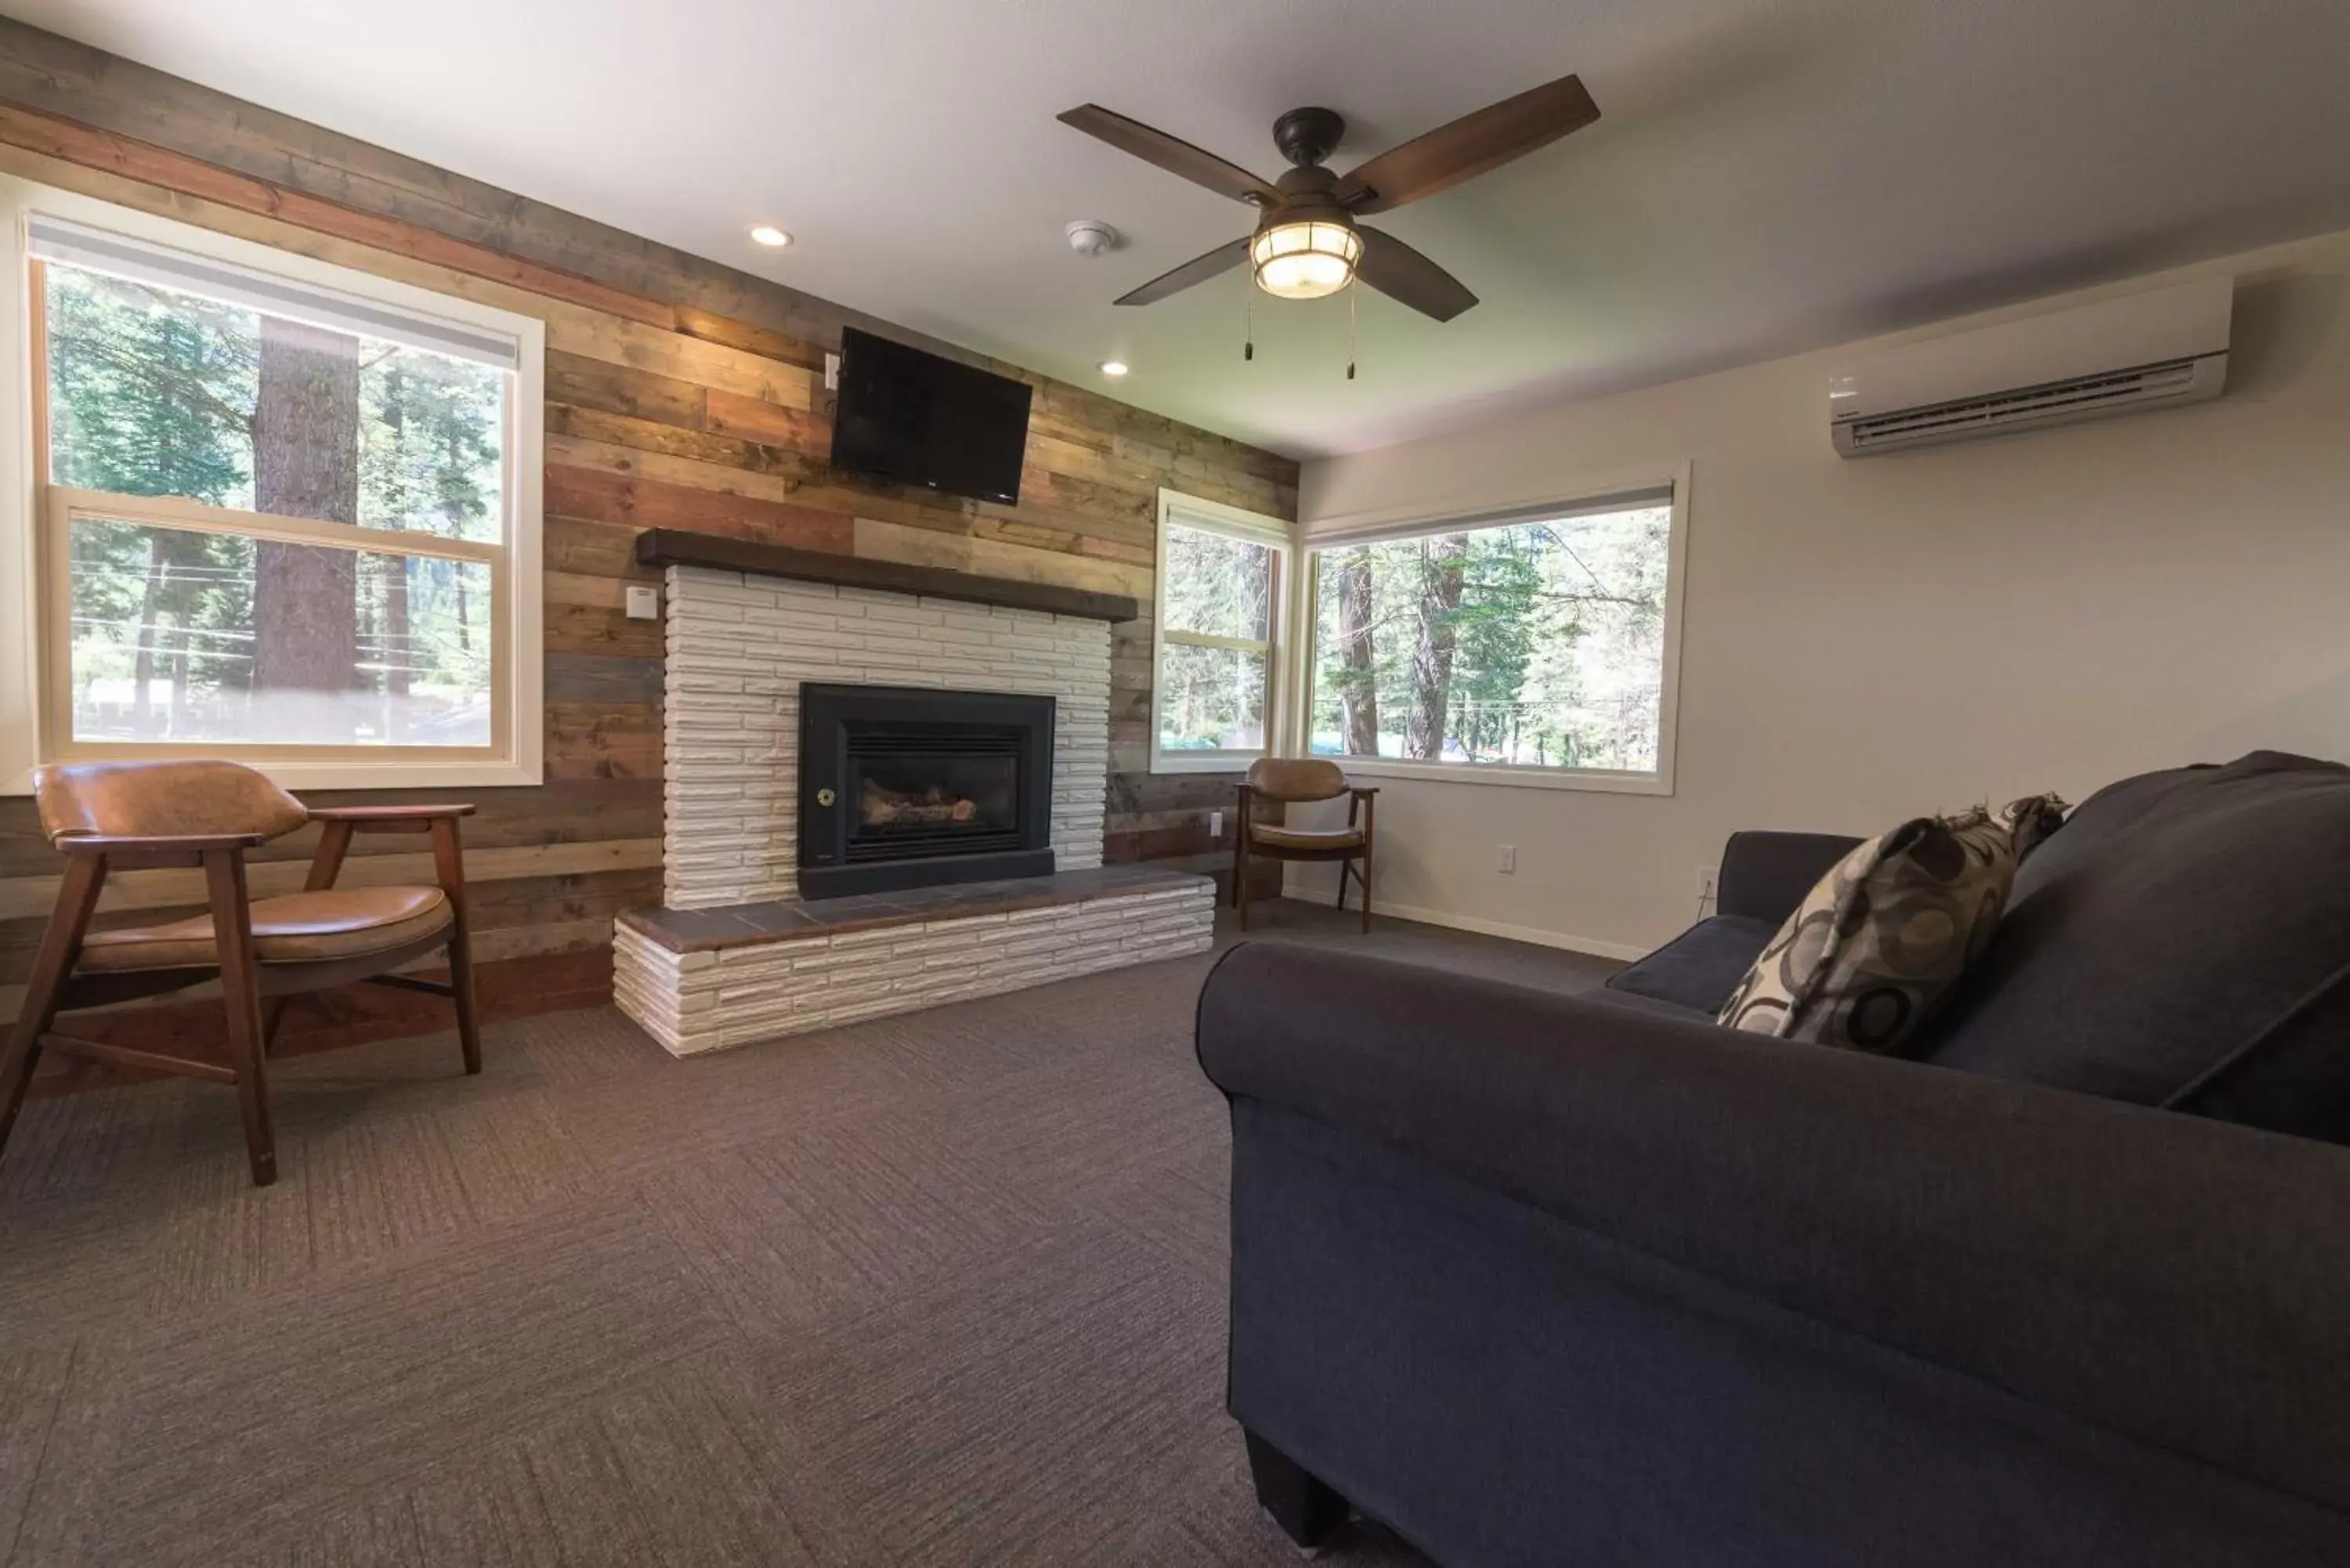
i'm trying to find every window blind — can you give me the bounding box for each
[29,215,521,371]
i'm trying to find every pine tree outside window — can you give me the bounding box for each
[1150,491,1292,775]
[1299,475,1689,795]
[0,176,544,790]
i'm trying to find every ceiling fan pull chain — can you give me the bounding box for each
[1347,284,1358,381]
[1244,292,1254,362]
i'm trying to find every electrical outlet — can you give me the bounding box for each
[1697,865,1720,905]
[624,584,660,620]
[1209,809,1224,840]
[1497,844,1517,874]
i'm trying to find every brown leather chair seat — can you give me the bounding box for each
[77,887,454,973]
[1249,823,1368,852]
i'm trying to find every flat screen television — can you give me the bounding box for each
[828,327,1033,506]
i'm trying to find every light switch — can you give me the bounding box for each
[625,584,660,620]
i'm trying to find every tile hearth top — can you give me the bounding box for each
[616,865,1213,954]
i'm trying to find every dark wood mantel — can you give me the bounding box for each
[634,530,1142,623]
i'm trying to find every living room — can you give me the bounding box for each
[2,3,2347,1565]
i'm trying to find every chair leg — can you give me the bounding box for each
[1245,1430,1349,1552]
[1334,860,1351,912]
[1238,840,1253,932]
[0,855,107,1167]
[261,997,293,1057]
[432,818,483,1075]
[1359,851,1372,934]
[204,849,277,1187]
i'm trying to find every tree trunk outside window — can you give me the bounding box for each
[251,316,360,706]
[1405,534,1467,760]
[1336,548,1380,756]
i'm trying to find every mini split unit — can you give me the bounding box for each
[1828,276,2232,457]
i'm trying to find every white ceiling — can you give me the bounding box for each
[14,0,2350,458]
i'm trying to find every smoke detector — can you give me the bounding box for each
[1065,219,1122,257]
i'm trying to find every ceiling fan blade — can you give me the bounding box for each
[1114,238,1252,306]
[1336,74,1600,214]
[1354,227,1477,322]
[1058,105,1280,206]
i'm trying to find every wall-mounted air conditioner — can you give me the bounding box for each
[1828,276,2232,457]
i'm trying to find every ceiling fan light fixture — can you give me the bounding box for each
[1251,219,1361,300]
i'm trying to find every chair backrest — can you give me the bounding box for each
[1246,757,1349,803]
[34,760,309,846]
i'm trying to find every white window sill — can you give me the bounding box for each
[4,757,542,795]
[1318,757,1675,796]
[1149,752,1262,776]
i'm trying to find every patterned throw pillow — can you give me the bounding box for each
[1717,795,2069,1053]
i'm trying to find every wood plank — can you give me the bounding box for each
[546,464,855,550]
[635,529,1141,621]
[546,432,811,507]
[546,351,710,430]
[853,517,1152,602]
[547,403,808,479]
[705,388,825,447]
[544,601,663,658]
[545,512,657,580]
[544,651,663,706]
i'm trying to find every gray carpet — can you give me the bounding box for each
[0,901,1617,1567]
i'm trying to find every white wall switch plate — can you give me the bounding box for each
[1209,809,1223,840]
[1697,865,1720,904]
[1497,844,1517,874]
[824,352,841,392]
[624,584,660,620]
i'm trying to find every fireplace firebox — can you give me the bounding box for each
[797,684,1057,898]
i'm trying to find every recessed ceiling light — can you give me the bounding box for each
[748,225,792,247]
[1099,360,1130,378]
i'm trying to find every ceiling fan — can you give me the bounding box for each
[1058,74,1600,323]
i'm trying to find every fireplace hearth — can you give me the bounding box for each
[797,683,1057,898]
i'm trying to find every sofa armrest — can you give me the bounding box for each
[1715,829,1862,922]
[1196,941,2350,1511]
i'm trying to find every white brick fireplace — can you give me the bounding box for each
[613,553,1212,1058]
[660,564,1111,909]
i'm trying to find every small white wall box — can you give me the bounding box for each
[625,585,660,620]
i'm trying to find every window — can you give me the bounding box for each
[1301,479,1687,793]
[1150,490,1292,774]
[0,175,544,790]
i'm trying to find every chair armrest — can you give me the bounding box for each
[1715,829,1863,922]
[1196,941,2350,1511]
[54,832,267,854]
[1347,786,1379,798]
[306,804,476,825]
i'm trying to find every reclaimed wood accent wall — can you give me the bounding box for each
[0,21,1296,1064]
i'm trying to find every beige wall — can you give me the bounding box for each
[1293,229,2350,957]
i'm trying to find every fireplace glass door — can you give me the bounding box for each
[798,684,1058,897]
[846,736,1023,863]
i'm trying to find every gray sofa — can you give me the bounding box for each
[1195,751,2350,1566]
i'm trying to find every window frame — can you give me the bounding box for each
[1292,466,1691,796]
[0,172,545,793]
[1148,488,1294,776]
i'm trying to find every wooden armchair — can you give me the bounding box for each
[0,760,479,1187]
[1233,758,1378,933]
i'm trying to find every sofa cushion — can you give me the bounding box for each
[1718,807,2023,1052]
[1604,915,1779,1014]
[1920,752,2350,1141]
